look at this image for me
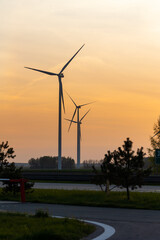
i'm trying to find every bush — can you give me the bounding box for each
[34,209,49,218]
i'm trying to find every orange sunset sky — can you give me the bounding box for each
[1,0,160,163]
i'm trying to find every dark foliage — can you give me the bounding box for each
[148,116,160,174]
[92,151,117,193]
[113,138,151,199]
[0,141,34,194]
[83,159,103,169]
[28,156,75,169]
[34,209,49,218]
[92,138,151,199]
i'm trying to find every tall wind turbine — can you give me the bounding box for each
[25,44,85,170]
[65,109,91,168]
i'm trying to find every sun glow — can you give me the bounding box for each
[0,0,160,162]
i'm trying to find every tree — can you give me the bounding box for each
[83,159,103,169]
[28,156,75,169]
[62,157,75,169]
[92,138,151,200]
[113,138,151,200]
[0,141,34,194]
[28,158,39,169]
[148,116,160,174]
[92,151,117,193]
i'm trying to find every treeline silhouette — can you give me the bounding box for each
[28,156,75,169]
[82,159,103,169]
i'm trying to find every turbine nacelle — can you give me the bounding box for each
[59,73,64,78]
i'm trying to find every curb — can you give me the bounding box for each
[53,216,115,240]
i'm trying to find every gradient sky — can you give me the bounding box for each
[1,0,160,163]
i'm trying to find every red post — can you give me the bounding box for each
[20,179,25,203]
[10,178,28,203]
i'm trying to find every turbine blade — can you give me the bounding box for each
[24,67,58,76]
[59,44,85,74]
[79,101,95,107]
[64,118,78,124]
[152,131,160,138]
[71,108,77,122]
[60,81,65,113]
[65,91,77,107]
[80,109,91,122]
[68,108,77,131]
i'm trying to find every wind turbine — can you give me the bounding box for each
[66,92,94,131]
[66,92,94,168]
[65,109,91,168]
[25,44,85,170]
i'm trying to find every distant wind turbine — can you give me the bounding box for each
[25,44,85,170]
[66,92,94,168]
[65,109,91,168]
[66,92,94,131]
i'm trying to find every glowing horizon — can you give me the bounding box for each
[0,0,160,163]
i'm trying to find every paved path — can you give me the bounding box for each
[0,202,160,240]
[27,182,160,192]
[1,182,160,192]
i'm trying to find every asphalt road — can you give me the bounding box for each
[0,202,160,240]
[1,182,160,192]
[28,182,160,192]
[0,183,160,239]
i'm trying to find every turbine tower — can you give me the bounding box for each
[65,108,91,169]
[25,44,84,170]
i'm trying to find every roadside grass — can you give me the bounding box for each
[0,212,95,240]
[1,188,160,210]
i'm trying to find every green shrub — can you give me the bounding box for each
[34,209,49,218]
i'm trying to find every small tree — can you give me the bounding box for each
[148,116,160,174]
[113,138,151,200]
[0,141,34,194]
[92,138,151,200]
[92,151,116,193]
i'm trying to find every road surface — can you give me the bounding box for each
[0,202,160,240]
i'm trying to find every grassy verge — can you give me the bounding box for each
[1,188,160,210]
[0,212,95,240]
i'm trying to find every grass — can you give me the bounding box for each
[0,212,95,240]
[1,188,160,210]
